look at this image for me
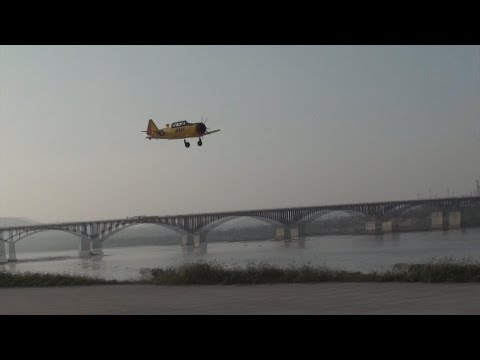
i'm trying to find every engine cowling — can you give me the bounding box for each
[196,122,206,136]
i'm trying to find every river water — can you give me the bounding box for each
[2,228,480,281]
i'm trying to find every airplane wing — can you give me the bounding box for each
[204,129,221,135]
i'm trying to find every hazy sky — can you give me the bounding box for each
[1,45,479,223]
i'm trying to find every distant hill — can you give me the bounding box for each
[0,217,40,227]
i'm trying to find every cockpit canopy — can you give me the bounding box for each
[171,120,190,128]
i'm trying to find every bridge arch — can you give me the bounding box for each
[297,209,368,223]
[385,203,443,218]
[196,215,286,233]
[99,222,189,243]
[9,228,89,244]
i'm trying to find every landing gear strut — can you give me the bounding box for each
[184,139,190,148]
[197,138,203,146]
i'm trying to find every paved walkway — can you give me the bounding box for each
[1,283,480,314]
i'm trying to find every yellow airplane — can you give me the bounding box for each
[142,118,220,147]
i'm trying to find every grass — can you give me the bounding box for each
[0,271,121,287]
[3,258,480,286]
[147,258,480,285]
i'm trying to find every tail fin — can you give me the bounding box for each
[146,119,159,136]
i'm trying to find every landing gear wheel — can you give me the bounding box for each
[184,140,190,148]
[197,139,203,146]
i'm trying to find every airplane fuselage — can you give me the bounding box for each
[146,120,206,140]
[143,118,219,147]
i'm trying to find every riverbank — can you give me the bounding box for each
[3,259,480,287]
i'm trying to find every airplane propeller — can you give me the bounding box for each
[197,115,220,138]
[201,116,211,131]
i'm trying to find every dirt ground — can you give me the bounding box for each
[1,283,480,314]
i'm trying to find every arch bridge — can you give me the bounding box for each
[1,196,478,262]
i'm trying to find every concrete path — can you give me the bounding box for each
[1,283,480,314]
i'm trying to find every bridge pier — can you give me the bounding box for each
[181,233,194,255]
[382,221,392,233]
[0,231,7,264]
[181,234,193,247]
[91,238,104,255]
[289,225,306,241]
[193,232,207,255]
[194,243,208,255]
[366,221,377,234]
[275,226,290,241]
[193,232,207,247]
[290,226,299,240]
[449,211,461,229]
[8,240,17,262]
[78,237,91,258]
[431,211,443,230]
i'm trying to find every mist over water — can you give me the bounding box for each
[2,228,480,281]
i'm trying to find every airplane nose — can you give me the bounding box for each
[196,123,206,135]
